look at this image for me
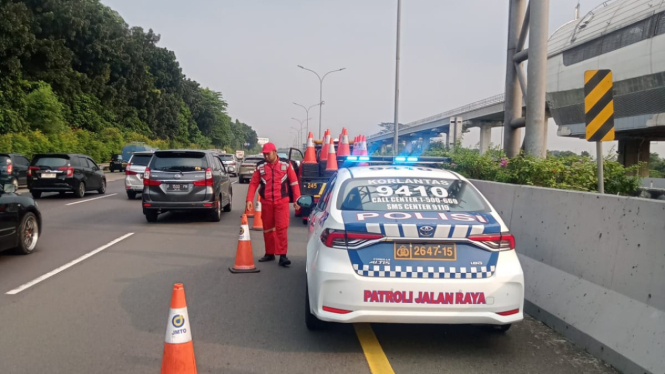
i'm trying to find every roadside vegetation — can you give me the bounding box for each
[0,0,258,161]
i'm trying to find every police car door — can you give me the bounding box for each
[310,175,336,237]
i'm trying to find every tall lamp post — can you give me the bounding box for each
[291,118,310,149]
[297,65,346,139]
[293,102,321,139]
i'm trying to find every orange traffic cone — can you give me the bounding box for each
[303,132,317,163]
[320,130,331,161]
[161,283,197,374]
[251,197,263,231]
[229,214,260,273]
[326,136,338,171]
[360,135,368,156]
[243,198,255,218]
[338,128,350,157]
[353,136,359,155]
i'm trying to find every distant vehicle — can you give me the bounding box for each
[109,154,126,172]
[238,155,264,183]
[125,151,155,199]
[0,182,41,255]
[235,150,245,159]
[0,153,30,189]
[121,143,156,163]
[28,154,107,199]
[216,153,238,177]
[298,156,524,331]
[142,150,232,222]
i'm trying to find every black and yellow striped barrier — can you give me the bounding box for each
[584,69,615,142]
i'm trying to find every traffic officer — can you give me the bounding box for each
[246,143,301,267]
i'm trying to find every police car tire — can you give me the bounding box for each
[484,324,511,333]
[305,284,327,331]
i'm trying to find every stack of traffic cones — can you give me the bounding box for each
[338,128,350,157]
[161,283,197,374]
[325,136,338,175]
[229,214,260,273]
[251,197,263,231]
[319,130,331,175]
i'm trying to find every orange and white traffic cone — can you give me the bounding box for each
[303,132,317,163]
[338,128,350,157]
[229,214,260,273]
[325,136,338,172]
[360,135,368,156]
[161,283,197,374]
[320,130,331,161]
[251,197,263,231]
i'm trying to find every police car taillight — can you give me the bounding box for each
[468,233,515,251]
[320,229,384,248]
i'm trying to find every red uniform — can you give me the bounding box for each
[246,160,301,255]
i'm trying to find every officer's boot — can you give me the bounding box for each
[279,255,291,267]
[259,254,275,262]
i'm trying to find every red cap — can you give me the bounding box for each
[262,142,277,153]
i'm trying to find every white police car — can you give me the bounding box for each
[296,156,524,331]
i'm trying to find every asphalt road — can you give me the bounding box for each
[0,177,619,374]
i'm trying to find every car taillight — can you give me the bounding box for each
[58,166,74,177]
[229,162,236,166]
[125,163,137,176]
[320,229,384,248]
[6,163,12,174]
[28,166,39,176]
[193,167,213,186]
[143,167,161,186]
[469,233,515,251]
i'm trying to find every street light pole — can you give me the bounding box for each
[293,102,321,139]
[297,65,346,139]
[291,118,311,149]
[393,0,402,155]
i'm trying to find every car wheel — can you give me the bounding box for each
[16,212,39,255]
[74,182,86,198]
[484,324,512,333]
[145,211,158,223]
[223,191,232,212]
[98,179,106,194]
[127,191,137,200]
[31,191,41,199]
[305,284,327,330]
[210,198,222,222]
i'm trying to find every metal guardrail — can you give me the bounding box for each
[368,93,505,140]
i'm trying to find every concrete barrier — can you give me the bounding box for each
[472,180,665,374]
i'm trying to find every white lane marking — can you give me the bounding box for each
[65,193,117,206]
[6,233,134,295]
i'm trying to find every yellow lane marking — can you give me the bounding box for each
[354,324,395,374]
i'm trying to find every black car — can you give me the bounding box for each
[28,154,107,199]
[0,182,41,255]
[142,150,232,222]
[109,154,126,172]
[0,153,31,189]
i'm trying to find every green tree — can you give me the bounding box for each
[25,82,66,134]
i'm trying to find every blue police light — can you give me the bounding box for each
[407,157,419,162]
[346,156,358,161]
[358,156,370,161]
[394,156,406,162]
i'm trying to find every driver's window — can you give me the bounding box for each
[88,158,99,170]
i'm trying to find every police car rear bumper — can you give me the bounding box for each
[308,248,524,325]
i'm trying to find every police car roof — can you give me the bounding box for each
[342,165,462,180]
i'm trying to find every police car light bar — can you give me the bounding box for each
[340,156,450,164]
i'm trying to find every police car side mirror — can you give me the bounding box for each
[297,196,314,209]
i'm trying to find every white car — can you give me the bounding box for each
[124,151,154,199]
[298,156,524,331]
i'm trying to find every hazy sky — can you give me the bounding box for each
[102,0,664,156]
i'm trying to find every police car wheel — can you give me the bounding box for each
[484,324,511,333]
[305,284,326,331]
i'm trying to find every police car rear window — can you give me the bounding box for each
[337,178,489,212]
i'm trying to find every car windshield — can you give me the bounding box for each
[130,155,152,166]
[243,158,263,164]
[151,152,207,172]
[33,156,70,168]
[219,155,234,161]
[337,177,489,212]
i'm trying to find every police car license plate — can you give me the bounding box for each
[394,243,456,261]
[167,183,189,191]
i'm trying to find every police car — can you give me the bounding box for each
[296,156,524,331]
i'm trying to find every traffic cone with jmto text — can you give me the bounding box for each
[325,136,338,172]
[251,197,263,231]
[229,214,260,273]
[161,283,197,374]
[303,132,317,163]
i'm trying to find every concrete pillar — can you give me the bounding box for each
[503,0,526,158]
[448,117,463,149]
[479,123,492,155]
[618,139,650,177]
[524,0,549,158]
